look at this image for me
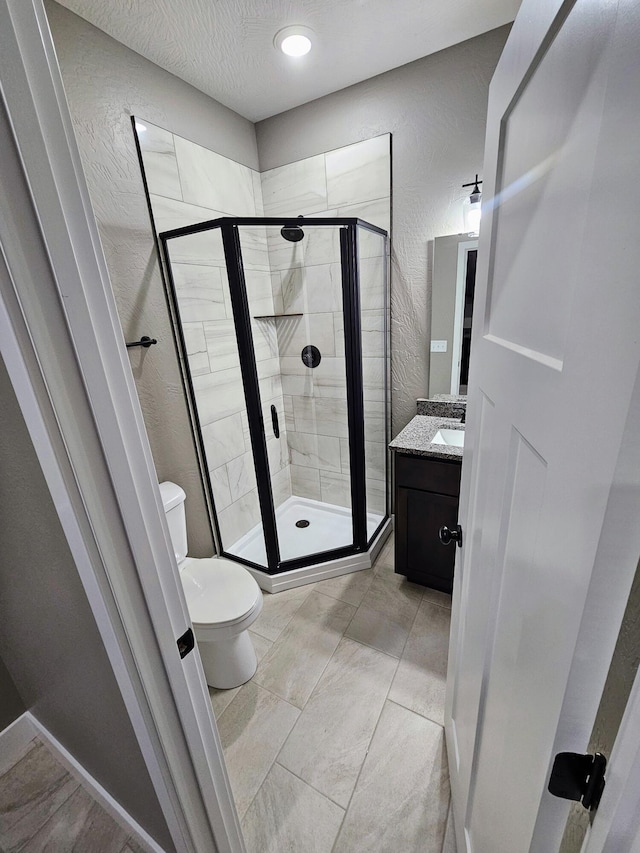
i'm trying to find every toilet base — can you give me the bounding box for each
[197,629,258,689]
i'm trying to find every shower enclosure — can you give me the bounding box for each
[160,216,390,582]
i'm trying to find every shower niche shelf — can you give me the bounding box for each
[253,313,303,320]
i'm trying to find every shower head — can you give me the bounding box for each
[281,217,304,242]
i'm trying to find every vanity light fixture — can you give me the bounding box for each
[274,26,314,57]
[462,174,483,235]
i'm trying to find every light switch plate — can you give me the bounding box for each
[431,340,448,353]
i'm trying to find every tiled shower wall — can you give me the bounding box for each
[138,122,291,546]
[138,124,390,546]
[261,136,390,513]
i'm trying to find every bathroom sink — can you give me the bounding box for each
[431,428,465,448]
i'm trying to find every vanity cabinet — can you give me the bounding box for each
[394,453,461,593]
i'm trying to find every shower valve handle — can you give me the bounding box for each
[271,405,280,439]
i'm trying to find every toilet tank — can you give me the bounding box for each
[159,481,188,565]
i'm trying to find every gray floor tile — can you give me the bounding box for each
[253,592,355,708]
[345,602,415,658]
[344,566,423,658]
[0,741,78,852]
[208,631,273,718]
[0,738,39,779]
[373,540,394,574]
[364,573,423,622]
[250,630,274,663]
[251,585,312,642]
[217,681,299,819]
[333,701,449,853]
[373,531,451,608]
[345,603,413,658]
[21,785,128,852]
[373,559,398,580]
[214,549,454,853]
[313,568,374,607]
[209,684,240,720]
[422,586,453,609]
[241,763,344,853]
[389,598,451,725]
[278,637,397,807]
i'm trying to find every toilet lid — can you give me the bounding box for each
[180,557,261,627]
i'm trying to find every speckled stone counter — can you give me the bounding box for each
[388,415,464,462]
[416,396,466,418]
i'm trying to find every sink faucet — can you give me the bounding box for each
[460,408,466,424]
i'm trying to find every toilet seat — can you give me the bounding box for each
[180,557,261,629]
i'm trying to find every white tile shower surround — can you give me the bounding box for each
[227,496,384,565]
[260,135,390,220]
[262,139,390,532]
[137,122,390,555]
[211,533,455,853]
[139,121,293,547]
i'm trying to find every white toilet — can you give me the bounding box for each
[159,481,263,689]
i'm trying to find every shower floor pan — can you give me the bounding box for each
[227,495,384,569]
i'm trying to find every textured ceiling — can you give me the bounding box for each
[54,0,521,122]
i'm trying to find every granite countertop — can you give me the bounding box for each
[388,414,464,461]
[416,395,466,419]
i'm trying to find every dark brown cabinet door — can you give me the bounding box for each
[396,486,459,592]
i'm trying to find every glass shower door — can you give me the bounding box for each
[236,221,355,565]
[160,216,388,574]
[161,223,273,569]
[356,220,390,544]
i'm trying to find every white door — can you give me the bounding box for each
[446,0,640,850]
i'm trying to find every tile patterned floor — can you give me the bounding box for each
[0,737,154,853]
[210,533,457,853]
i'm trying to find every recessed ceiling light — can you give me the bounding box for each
[135,122,147,133]
[274,26,314,58]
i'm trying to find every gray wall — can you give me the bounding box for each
[0,655,25,732]
[0,357,173,851]
[46,0,259,556]
[257,26,510,435]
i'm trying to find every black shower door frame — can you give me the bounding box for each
[159,217,389,576]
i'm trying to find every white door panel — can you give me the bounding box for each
[446,0,640,849]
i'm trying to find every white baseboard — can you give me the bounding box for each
[0,712,165,852]
[247,517,394,593]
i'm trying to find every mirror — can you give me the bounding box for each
[429,233,478,396]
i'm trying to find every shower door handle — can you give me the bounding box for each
[271,405,280,439]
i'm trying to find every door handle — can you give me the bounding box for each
[271,405,280,439]
[439,524,463,547]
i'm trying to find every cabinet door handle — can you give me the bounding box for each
[439,524,463,547]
